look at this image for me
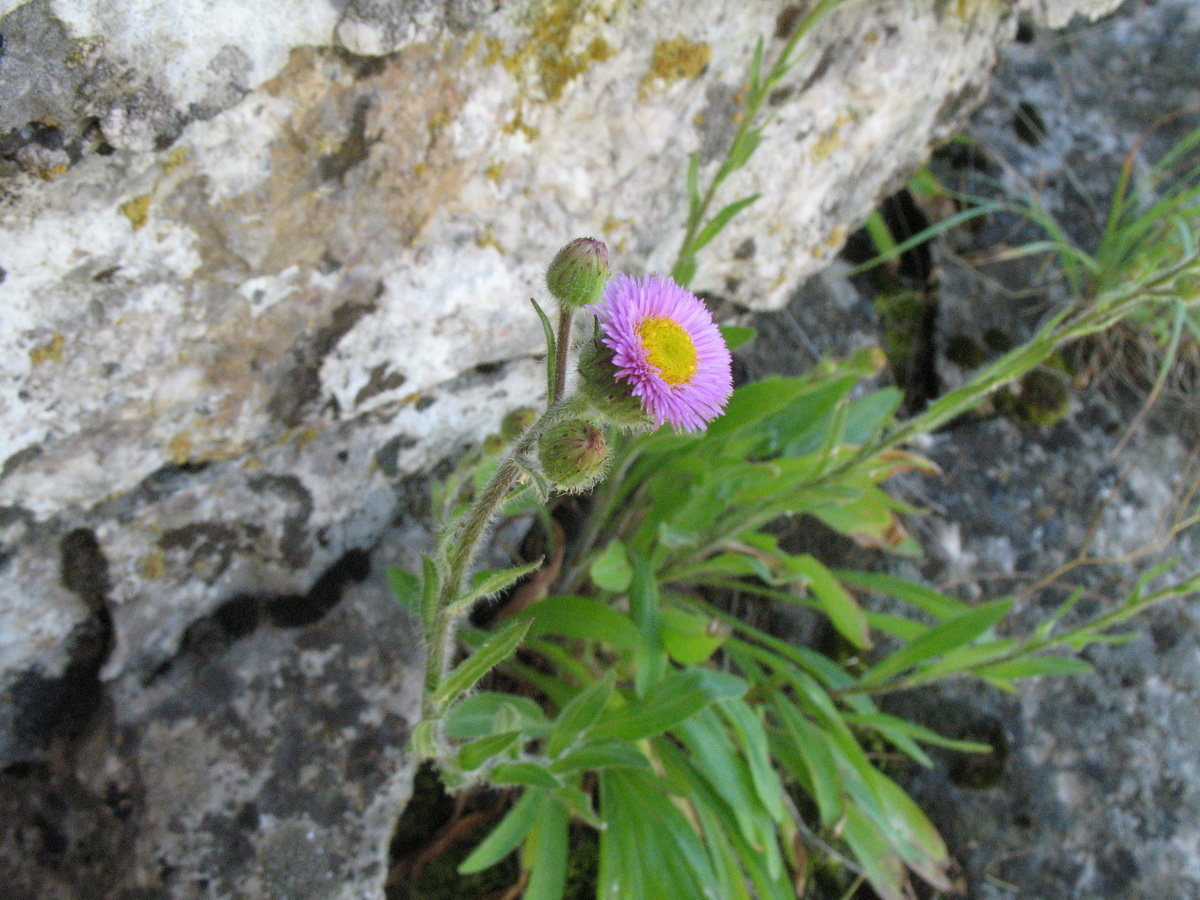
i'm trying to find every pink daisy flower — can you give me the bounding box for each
[588,274,733,432]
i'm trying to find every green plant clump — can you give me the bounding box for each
[386,5,1200,899]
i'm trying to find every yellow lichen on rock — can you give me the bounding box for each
[29,333,66,366]
[500,0,617,102]
[639,35,711,98]
[140,550,166,580]
[121,194,152,231]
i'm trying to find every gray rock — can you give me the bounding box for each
[0,522,427,899]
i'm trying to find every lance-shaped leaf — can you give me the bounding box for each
[450,558,544,615]
[432,618,531,707]
[387,566,421,621]
[459,789,544,875]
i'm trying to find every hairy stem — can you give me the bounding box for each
[553,308,573,404]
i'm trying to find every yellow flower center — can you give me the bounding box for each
[637,316,698,386]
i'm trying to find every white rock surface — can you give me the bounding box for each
[0,0,1127,762]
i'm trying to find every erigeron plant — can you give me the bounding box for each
[400,237,734,748]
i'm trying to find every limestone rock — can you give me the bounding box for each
[0,0,1123,763]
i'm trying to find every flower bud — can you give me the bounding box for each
[575,333,653,431]
[545,238,610,310]
[537,417,609,492]
[499,406,537,442]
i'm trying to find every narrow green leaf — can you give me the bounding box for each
[686,153,701,212]
[836,570,969,620]
[591,667,747,742]
[545,670,616,758]
[706,375,812,439]
[860,599,1013,687]
[420,554,441,633]
[630,552,666,696]
[785,555,871,649]
[443,692,549,740]
[521,595,640,649]
[549,741,652,775]
[491,761,561,790]
[719,697,785,822]
[433,618,531,706]
[387,566,421,620]
[841,805,910,900]
[844,712,991,755]
[972,654,1093,680]
[590,539,633,592]
[867,768,952,891]
[452,558,544,613]
[907,637,1020,682]
[522,797,569,900]
[676,708,770,856]
[771,699,843,828]
[530,296,556,403]
[459,789,544,875]
[553,783,603,829]
[599,770,717,899]
[457,730,521,771]
[693,194,761,253]
[673,255,698,288]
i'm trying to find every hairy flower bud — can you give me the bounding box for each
[537,417,609,492]
[545,238,610,310]
[575,333,653,431]
[500,406,537,442]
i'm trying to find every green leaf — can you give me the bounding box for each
[860,599,1013,687]
[630,552,667,696]
[771,699,844,828]
[491,761,561,790]
[590,540,633,592]
[520,595,640,649]
[549,741,652,775]
[432,618,532,706]
[782,554,871,649]
[530,296,556,403]
[676,708,782,878]
[420,554,441,633]
[844,712,992,756]
[660,606,727,665]
[443,692,549,740]
[545,670,616,758]
[692,194,761,253]
[867,768,952,891]
[459,789,543,875]
[836,570,969,620]
[553,783,603,829]
[387,566,421,620]
[591,667,747,742]
[685,153,701,212]
[720,324,757,350]
[599,770,717,900]
[973,654,1093,681]
[452,558,544,614]
[673,255,698,288]
[457,730,522,771]
[706,376,812,440]
[841,805,910,900]
[719,697,785,822]
[522,798,570,900]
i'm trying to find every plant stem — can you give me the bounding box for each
[553,308,573,404]
[423,424,541,718]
